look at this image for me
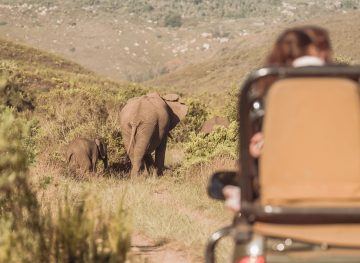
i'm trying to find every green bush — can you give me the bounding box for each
[0,108,131,262]
[183,121,237,167]
[171,98,209,143]
[0,106,39,165]
[342,0,359,9]
[164,13,182,27]
[334,55,354,65]
[35,83,148,167]
[36,86,109,164]
[0,74,35,112]
[36,86,110,159]
[224,85,238,122]
[0,108,47,262]
[116,83,148,102]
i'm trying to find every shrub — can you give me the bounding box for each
[36,87,109,161]
[183,121,237,167]
[0,74,35,112]
[171,98,209,143]
[164,13,182,27]
[0,108,47,262]
[36,86,111,160]
[35,83,149,168]
[0,106,39,165]
[116,83,148,102]
[0,108,131,262]
[342,0,359,9]
[224,85,238,122]
[334,55,354,65]
[142,3,154,12]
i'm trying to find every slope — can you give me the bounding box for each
[147,11,360,94]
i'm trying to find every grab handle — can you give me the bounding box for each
[205,225,234,263]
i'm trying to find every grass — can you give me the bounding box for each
[32,157,236,262]
[0,108,131,263]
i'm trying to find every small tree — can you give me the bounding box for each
[164,13,182,27]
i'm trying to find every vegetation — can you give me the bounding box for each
[342,0,360,9]
[0,74,35,112]
[0,108,131,262]
[1,0,358,23]
[334,55,354,65]
[183,122,237,167]
[164,13,182,27]
[0,36,239,261]
[171,98,209,143]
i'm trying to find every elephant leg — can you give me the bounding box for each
[144,154,154,175]
[130,156,142,177]
[91,155,97,173]
[155,137,167,176]
[81,157,92,174]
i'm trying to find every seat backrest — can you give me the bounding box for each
[260,78,360,205]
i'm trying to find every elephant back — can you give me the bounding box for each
[144,93,168,110]
[143,93,170,129]
[120,93,169,128]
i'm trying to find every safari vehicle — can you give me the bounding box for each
[206,66,360,263]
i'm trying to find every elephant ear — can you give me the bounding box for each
[166,101,189,130]
[95,138,107,159]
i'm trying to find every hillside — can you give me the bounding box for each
[0,0,359,84]
[147,11,360,93]
[0,37,137,93]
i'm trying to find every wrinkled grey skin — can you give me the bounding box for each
[200,116,230,134]
[67,138,108,173]
[119,92,188,177]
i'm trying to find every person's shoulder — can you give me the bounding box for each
[292,56,325,67]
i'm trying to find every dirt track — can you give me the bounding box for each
[131,233,192,263]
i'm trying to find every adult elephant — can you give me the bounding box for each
[119,92,188,177]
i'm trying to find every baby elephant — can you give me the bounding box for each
[66,138,108,173]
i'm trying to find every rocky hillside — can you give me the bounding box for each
[0,0,359,86]
[147,11,360,93]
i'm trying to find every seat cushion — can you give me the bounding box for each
[260,78,360,205]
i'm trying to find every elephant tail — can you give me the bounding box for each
[67,150,73,164]
[127,121,141,155]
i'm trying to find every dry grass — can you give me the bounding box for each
[30,156,237,262]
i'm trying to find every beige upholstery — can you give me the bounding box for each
[260,78,360,205]
[256,77,360,247]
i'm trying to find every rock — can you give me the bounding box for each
[200,116,230,134]
[219,37,229,43]
[202,43,210,50]
[201,32,212,38]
